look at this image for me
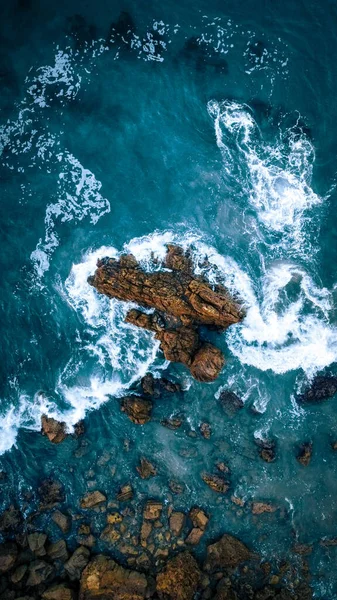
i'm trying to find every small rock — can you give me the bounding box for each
[216,462,230,474]
[219,390,244,416]
[47,540,69,562]
[80,491,106,509]
[64,546,90,581]
[169,512,185,537]
[51,510,71,533]
[298,375,337,403]
[80,554,148,600]
[27,532,47,556]
[169,480,185,494]
[161,417,183,429]
[255,438,276,463]
[26,560,54,586]
[205,534,253,571]
[11,564,27,584]
[121,396,152,424]
[185,528,204,545]
[38,479,65,509]
[158,377,182,394]
[0,542,18,573]
[293,544,313,556]
[141,373,156,396]
[156,551,201,600]
[107,512,123,525]
[201,473,230,493]
[200,423,212,439]
[141,521,152,543]
[143,501,163,521]
[117,483,133,502]
[41,416,67,444]
[100,525,121,544]
[251,502,277,515]
[190,343,225,383]
[136,458,157,479]
[74,420,85,437]
[189,507,209,530]
[0,506,23,533]
[42,583,75,600]
[297,442,312,466]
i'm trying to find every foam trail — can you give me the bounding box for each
[208,100,321,258]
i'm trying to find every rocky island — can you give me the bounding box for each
[87,245,244,382]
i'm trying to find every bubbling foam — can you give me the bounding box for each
[208,100,321,257]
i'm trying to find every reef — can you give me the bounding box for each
[87,245,243,382]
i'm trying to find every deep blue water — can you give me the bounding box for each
[1,0,337,596]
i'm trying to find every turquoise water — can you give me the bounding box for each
[2,0,337,595]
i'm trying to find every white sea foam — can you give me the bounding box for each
[31,152,110,278]
[208,100,321,257]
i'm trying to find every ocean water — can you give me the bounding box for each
[1,0,337,595]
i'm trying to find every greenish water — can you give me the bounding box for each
[1,0,337,595]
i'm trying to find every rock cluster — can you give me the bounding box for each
[87,245,243,382]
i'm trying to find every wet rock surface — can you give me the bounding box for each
[88,246,243,381]
[298,375,337,403]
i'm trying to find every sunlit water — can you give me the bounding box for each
[1,0,337,596]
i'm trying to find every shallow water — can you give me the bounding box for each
[1,0,337,596]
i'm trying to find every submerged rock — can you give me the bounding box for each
[219,390,244,416]
[136,457,157,479]
[297,442,312,466]
[80,491,106,509]
[0,506,23,533]
[201,473,230,493]
[255,439,276,463]
[41,416,68,444]
[51,510,71,533]
[80,554,148,600]
[156,552,201,600]
[204,534,253,571]
[251,502,277,515]
[0,542,18,573]
[88,246,243,381]
[298,375,337,403]
[38,479,65,509]
[121,395,152,424]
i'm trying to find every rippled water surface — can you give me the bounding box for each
[1,0,337,596]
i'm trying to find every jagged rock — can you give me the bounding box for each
[51,510,71,533]
[74,421,85,437]
[298,375,337,403]
[141,373,156,396]
[161,416,183,429]
[27,532,47,556]
[41,416,67,444]
[156,551,201,600]
[251,502,277,515]
[165,245,193,273]
[80,491,106,509]
[201,473,230,493]
[120,396,152,424]
[190,343,225,382]
[64,546,90,581]
[185,528,204,545]
[26,560,54,586]
[136,458,157,479]
[100,525,121,544]
[88,250,242,327]
[0,506,23,533]
[117,484,133,502]
[11,564,28,584]
[297,442,312,466]
[169,480,185,494]
[293,544,313,556]
[219,390,244,416]
[47,540,69,562]
[204,534,253,571]
[169,512,185,537]
[200,422,212,438]
[88,248,242,382]
[255,438,276,463]
[0,542,18,573]
[79,554,148,600]
[158,378,182,393]
[189,507,209,530]
[42,584,75,600]
[143,501,163,521]
[38,479,65,509]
